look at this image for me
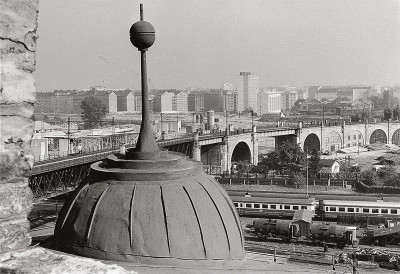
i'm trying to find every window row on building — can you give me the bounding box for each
[35,87,240,114]
[234,202,310,211]
[325,206,398,215]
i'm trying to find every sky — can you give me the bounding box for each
[35,0,400,91]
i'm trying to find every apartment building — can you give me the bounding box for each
[257,91,281,115]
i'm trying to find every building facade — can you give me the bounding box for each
[188,91,205,112]
[237,72,259,112]
[257,91,281,115]
[315,88,338,102]
[172,91,188,113]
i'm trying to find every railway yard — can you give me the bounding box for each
[29,185,400,272]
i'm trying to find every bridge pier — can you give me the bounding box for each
[192,132,201,162]
[365,120,369,145]
[220,140,229,174]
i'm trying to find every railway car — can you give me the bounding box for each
[253,218,357,248]
[319,199,400,219]
[253,219,300,240]
[226,190,309,200]
[310,223,357,248]
[231,196,317,218]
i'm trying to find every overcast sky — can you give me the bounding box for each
[35,0,400,91]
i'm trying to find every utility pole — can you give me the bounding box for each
[112,116,115,148]
[176,113,179,135]
[251,110,254,129]
[67,117,71,154]
[226,110,229,135]
[306,147,309,196]
[160,112,164,140]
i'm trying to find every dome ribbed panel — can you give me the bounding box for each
[55,181,89,236]
[67,183,110,247]
[161,185,206,259]
[86,184,134,254]
[212,177,244,244]
[129,184,170,257]
[182,182,230,259]
[195,175,244,259]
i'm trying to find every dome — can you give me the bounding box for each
[53,151,245,267]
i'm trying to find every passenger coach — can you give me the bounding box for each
[232,196,317,218]
[320,200,400,219]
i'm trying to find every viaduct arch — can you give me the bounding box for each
[303,133,320,152]
[369,129,387,144]
[231,141,251,163]
[393,129,400,145]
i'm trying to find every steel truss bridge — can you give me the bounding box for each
[29,134,221,200]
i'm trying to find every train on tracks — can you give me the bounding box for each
[228,190,400,222]
[252,218,357,248]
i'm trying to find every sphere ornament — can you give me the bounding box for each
[130,21,155,50]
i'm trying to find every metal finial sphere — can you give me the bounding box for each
[130,21,155,50]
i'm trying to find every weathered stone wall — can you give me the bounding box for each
[0,0,39,261]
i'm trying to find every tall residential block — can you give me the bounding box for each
[172,90,188,113]
[188,91,205,112]
[238,72,259,112]
[279,90,298,111]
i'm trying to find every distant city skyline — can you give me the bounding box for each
[35,0,400,92]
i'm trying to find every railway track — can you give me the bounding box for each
[245,242,335,266]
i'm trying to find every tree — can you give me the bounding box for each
[278,142,305,174]
[360,168,380,186]
[292,173,306,188]
[264,142,305,175]
[393,104,400,120]
[383,108,392,121]
[308,149,321,174]
[368,96,384,110]
[360,166,400,187]
[350,113,360,122]
[264,151,280,173]
[377,166,399,186]
[81,96,107,129]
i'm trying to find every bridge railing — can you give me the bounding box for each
[31,149,120,175]
[34,145,126,164]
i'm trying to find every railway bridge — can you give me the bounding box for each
[299,120,400,153]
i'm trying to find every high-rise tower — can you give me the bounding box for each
[237,72,259,112]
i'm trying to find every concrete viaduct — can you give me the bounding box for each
[298,120,400,153]
[191,127,298,173]
[189,121,400,173]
